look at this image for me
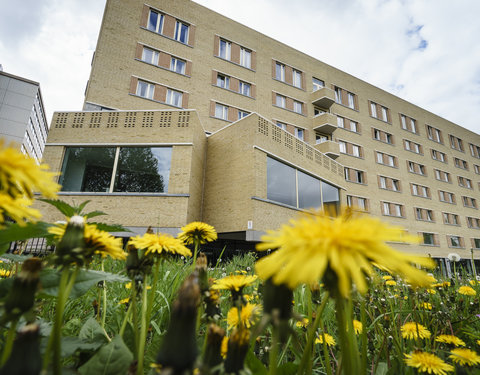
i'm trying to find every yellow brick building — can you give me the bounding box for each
[42,0,480,272]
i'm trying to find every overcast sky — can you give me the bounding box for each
[1,0,479,134]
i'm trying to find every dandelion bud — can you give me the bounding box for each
[202,324,225,373]
[224,328,250,374]
[54,215,86,267]
[0,323,41,375]
[262,278,293,320]
[196,252,209,293]
[2,258,42,323]
[156,274,201,373]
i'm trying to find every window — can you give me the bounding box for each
[382,202,404,217]
[448,235,463,248]
[142,47,159,65]
[238,110,249,120]
[473,238,480,249]
[469,143,480,158]
[443,212,460,226]
[239,81,251,96]
[462,196,478,209]
[370,101,390,122]
[422,233,436,246]
[267,156,340,211]
[454,157,468,170]
[316,134,328,144]
[239,48,251,68]
[439,190,455,204]
[136,80,154,100]
[346,195,368,211]
[337,117,344,128]
[407,161,426,175]
[292,70,302,88]
[219,39,231,60]
[372,128,394,145]
[431,149,447,163]
[312,78,324,91]
[475,165,480,174]
[276,94,286,108]
[348,93,355,109]
[294,128,304,141]
[344,167,365,184]
[415,208,434,222]
[449,135,464,152]
[458,176,472,189]
[381,106,388,122]
[426,125,442,143]
[404,139,422,154]
[314,108,325,116]
[166,89,182,107]
[400,114,418,134]
[276,121,287,130]
[275,62,285,81]
[333,86,358,109]
[411,183,430,198]
[147,9,164,33]
[339,140,362,157]
[215,103,228,120]
[174,21,189,44]
[378,175,401,192]
[434,169,450,183]
[350,121,358,133]
[339,141,346,154]
[59,146,172,193]
[370,102,377,118]
[217,74,230,89]
[293,100,303,114]
[467,217,480,229]
[170,57,186,74]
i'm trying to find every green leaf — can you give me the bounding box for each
[78,318,109,343]
[0,221,53,245]
[245,350,267,375]
[0,278,13,299]
[78,335,133,375]
[77,200,91,214]
[39,269,129,299]
[61,336,103,357]
[375,362,388,375]
[85,210,107,219]
[0,253,32,263]
[91,223,129,233]
[39,198,76,217]
[276,363,298,375]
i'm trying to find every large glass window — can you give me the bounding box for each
[174,21,189,44]
[240,48,251,68]
[142,47,159,65]
[219,40,231,60]
[267,156,340,211]
[148,10,164,33]
[59,147,172,193]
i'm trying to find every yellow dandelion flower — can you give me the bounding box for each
[255,208,435,296]
[0,193,43,227]
[211,274,257,292]
[49,220,126,261]
[458,286,476,296]
[315,333,336,347]
[226,302,261,329]
[435,335,466,347]
[386,280,397,286]
[296,318,309,328]
[401,322,431,340]
[427,289,436,294]
[119,298,130,305]
[422,302,432,310]
[404,352,454,375]
[469,280,477,286]
[128,232,191,258]
[0,140,60,199]
[382,275,393,280]
[0,269,11,278]
[449,348,480,366]
[177,221,217,245]
[125,282,132,289]
[353,320,363,335]
[477,340,480,346]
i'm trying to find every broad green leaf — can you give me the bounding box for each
[77,200,92,214]
[90,222,129,233]
[277,363,298,375]
[38,198,76,217]
[84,210,107,219]
[375,362,388,375]
[0,221,53,245]
[61,336,103,357]
[245,350,267,375]
[0,253,32,263]
[39,269,129,299]
[78,335,133,375]
[78,317,109,343]
[0,278,13,299]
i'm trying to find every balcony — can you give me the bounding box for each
[311,87,335,108]
[312,113,337,134]
[314,140,340,159]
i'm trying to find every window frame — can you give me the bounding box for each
[174,20,189,44]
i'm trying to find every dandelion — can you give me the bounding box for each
[401,322,431,340]
[477,340,480,346]
[221,336,228,358]
[404,351,454,374]
[177,221,217,245]
[296,318,309,328]
[422,302,432,310]
[118,298,130,305]
[0,269,11,278]
[0,194,42,227]
[449,348,480,366]
[128,232,191,258]
[427,289,437,294]
[353,319,363,335]
[255,208,435,297]
[382,275,393,280]
[435,335,466,347]
[226,302,261,329]
[315,333,336,347]
[212,274,257,292]
[458,286,476,296]
[469,280,477,286]
[386,280,397,286]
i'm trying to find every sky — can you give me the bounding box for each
[1,0,480,133]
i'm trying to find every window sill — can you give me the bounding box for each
[214,55,255,72]
[404,149,424,156]
[209,115,231,123]
[420,243,440,247]
[379,187,402,193]
[370,116,391,125]
[427,138,444,145]
[57,192,190,197]
[439,201,456,205]
[135,58,191,78]
[273,104,306,117]
[382,214,406,219]
[448,246,465,249]
[416,219,435,223]
[377,163,398,169]
[401,128,420,136]
[373,139,395,146]
[140,26,194,48]
[337,127,362,135]
[334,102,359,112]
[444,223,461,227]
[272,77,305,91]
[408,171,427,177]
[345,180,367,186]
[128,93,183,109]
[340,152,363,160]
[412,195,432,199]
[212,84,255,100]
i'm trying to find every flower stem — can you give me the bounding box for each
[297,292,329,375]
[319,318,333,375]
[334,295,359,375]
[137,277,150,375]
[0,319,18,366]
[268,327,279,375]
[101,259,107,329]
[360,297,368,375]
[119,301,133,338]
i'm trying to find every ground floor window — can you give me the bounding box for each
[59,146,172,193]
[266,156,339,212]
